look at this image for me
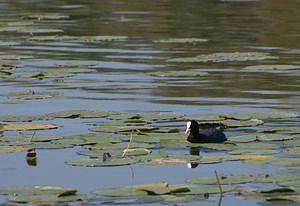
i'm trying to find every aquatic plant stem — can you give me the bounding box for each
[215,170,223,195]
[215,170,223,206]
[122,130,133,157]
[29,131,36,143]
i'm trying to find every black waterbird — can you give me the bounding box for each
[185,120,227,143]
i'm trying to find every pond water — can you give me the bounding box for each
[0,0,300,205]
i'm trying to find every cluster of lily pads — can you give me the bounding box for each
[1,110,300,168]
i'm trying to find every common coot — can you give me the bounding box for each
[185,120,227,143]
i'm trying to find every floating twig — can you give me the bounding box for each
[122,130,133,157]
[29,131,36,143]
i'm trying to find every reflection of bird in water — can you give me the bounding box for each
[185,120,227,143]
[187,147,200,168]
[26,149,37,167]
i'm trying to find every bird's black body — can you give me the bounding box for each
[186,120,227,143]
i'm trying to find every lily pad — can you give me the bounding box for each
[168,52,278,63]
[259,127,300,134]
[138,112,184,121]
[231,111,299,120]
[0,134,63,142]
[198,119,264,127]
[17,28,64,33]
[184,114,224,121]
[1,90,62,100]
[29,35,128,41]
[78,148,151,158]
[2,21,35,26]
[66,157,137,167]
[2,123,60,131]
[0,186,76,195]
[55,62,98,67]
[130,132,185,143]
[229,134,294,142]
[29,35,76,41]
[0,55,34,60]
[0,114,51,122]
[89,125,159,133]
[154,38,208,43]
[29,143,74,149]
[0,145,28,153]
[92,182,233,197]
[0,41,20,46]
[282,138,300,147]
[46,110,119,119]
[8,194,93,203]
[243,65,300,70]
[186,174,300,185]
[113,85,157,89]
[76,35,128,41]
[52,133,122,145]
[23,15,70,20]
[243,157,300,165]
[283,147,300,154]
[148,70,208,77]
[83,142,155,150]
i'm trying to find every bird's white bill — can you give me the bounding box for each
[185,121,191,134]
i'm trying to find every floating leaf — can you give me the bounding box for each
[168,52,278,63]
[2,123,60,131]
[148,70,208,77]
[1,90,62,100]
[76,35,128,41]
[17,28,64,33]
[46,110,119,119]
[184,114,224,121]
[0,186,76,195]
[231,112,299,120]
[8,194,93,203]
[52,133,122,146]
[138,112,184,121]
[243,157,300,165]
[243,65,300,70]
[259,127,300,134]
[29,35,128,41]
[0,115,51,122]
[154,38,208,43]
[0,55,34,60]
[0,145,28,153]
[23,15,70,20]
[29,35,75,41]
[282,138,300,147]
[89,125,159,133]
[55,62,98,67]
[30,143,74,149]
[113,85,157,89]
[229,134,294,142]
[0,134,63,142]
[198,119,264,127]
[92,182,233,197]
[283,147,300,154]
[0,41,20,46]
[66,157,137,167]
[0,101,26,104]
[83,142,155,150]
[186,174,300,185]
